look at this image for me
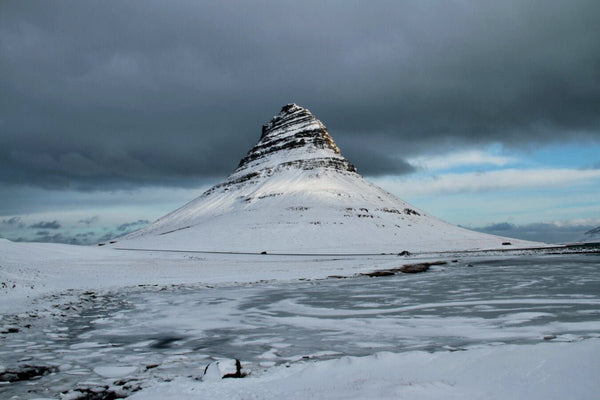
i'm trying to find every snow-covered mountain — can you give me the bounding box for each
[117,104,540,253]
[582,226,600,243]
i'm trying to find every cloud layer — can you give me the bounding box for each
[473,221,600,244]
[385,168,600,196]
[0,214,151,245]
[1,0,599,190]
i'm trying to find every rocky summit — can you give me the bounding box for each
[240,103,345,168]
[212,104,357,194]
[116,104,539,253]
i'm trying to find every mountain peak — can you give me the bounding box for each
[260,103,334,145]
[280,103,303,113]
[235,104,351,174]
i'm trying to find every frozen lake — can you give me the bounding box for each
[2,254,600,398]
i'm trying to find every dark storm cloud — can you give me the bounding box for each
[342,135,417,176]
[352,154,415,176]
[1,0,599,190]
[29,220,61,230]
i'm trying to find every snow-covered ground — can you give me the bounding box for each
[0,238,427,315]
[130,340,599,400]
[1,239,599,399]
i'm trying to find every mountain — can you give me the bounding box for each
[116,104,539,253]
[582,226,600,243]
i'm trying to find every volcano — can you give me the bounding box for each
[117,104,538,253]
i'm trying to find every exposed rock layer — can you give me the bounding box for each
[228,104,355,191]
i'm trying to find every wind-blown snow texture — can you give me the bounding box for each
[119,104,539,253]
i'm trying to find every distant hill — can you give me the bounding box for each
[583,226,600,242]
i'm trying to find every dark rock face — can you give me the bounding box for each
[403,208,421,216]
[236,104,355,173]
[259,104,340,151]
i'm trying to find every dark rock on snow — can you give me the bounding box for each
[399,263,431,273]
[362,261,448,277]
[0,365,58,382]
[202,359,247,381]
[362,271,396,277]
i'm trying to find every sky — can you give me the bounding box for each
[1,0,599,245]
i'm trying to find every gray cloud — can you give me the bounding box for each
[78,216,99,225]
[116,219,149,232]
[18,232,81,245]
[344,148,416,176]
[29,220,61,230]
[75,231,96,238]
[1,216,24,228]
[480,222,515,231]
[1,0,599,191]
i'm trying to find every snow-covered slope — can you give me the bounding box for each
[117,104,540,253]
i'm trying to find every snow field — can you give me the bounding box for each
[129,339,600,400]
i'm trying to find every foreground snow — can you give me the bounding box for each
[130,339,599,400]
[2,239,598,399]
[0,238,429,314]
[0,238,562,315]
